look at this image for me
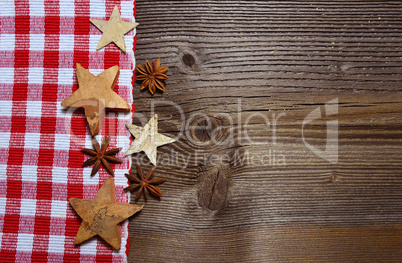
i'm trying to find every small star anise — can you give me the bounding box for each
[136,58,168,95]
[124,165,166,200]
[81,136,122,176]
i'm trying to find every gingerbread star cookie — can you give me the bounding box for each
[69,178,142,250]
[61,63,131,135]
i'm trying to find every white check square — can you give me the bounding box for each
[59,35,74,51]
[0,100,12,117]
[26,101,42,117]
[56,103,68,119]
[90,0,105,18]
[28,68,44,84]
[0,132,11,148]
[51,166,68,184]
[24,133,41,149]
[88,68,102,76]
[19,198,37,216]
[0,4,14,16]
[58,68,74,85]
[83,167,99,185]
[0,34,15,51]
[124,35,134,52]
[29,0,45,16]
[0,197,6,215]
[16,233,34,252]
[0,68,14,84]
[50,200,67,218]
[54,133,70,150]
[85,134,96,149]
[119,69,132,86]
[114,170,129,187]
[89,34,102,51]
[59,0,74,17]
[120,1,134,19]
[79,238,97,255]
[0,165,6,180]
[29,34,45,51]
[21,165,38,182]
[48,235,66,253]
[116,135,128,151]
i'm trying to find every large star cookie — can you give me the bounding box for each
[61,63,131,135]
[69,178,142,250]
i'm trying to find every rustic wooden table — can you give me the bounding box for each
[128,1,402,262]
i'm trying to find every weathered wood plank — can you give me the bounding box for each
[128,1,402,262]
[131,225,402,262]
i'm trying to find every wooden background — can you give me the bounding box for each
[128,1,402,262]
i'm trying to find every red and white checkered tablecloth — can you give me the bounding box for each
[0,0,137,262]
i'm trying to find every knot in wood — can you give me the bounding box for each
[197,166,230,211]
[329,174,338,183]
[177,48,199,73]
[186,115,229,148]
[182,53,195,67]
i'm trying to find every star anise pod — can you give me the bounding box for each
[136,58,168,95]
[124,165,166,200]
[81,136,122,176]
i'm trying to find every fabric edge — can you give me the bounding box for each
[124,0,136,261]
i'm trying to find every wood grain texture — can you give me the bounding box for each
[128,1,402,262]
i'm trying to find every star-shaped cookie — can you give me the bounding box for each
[69,178,142,250]
[125,114,176,165]
[61,63,131,135]
[90,5,139,52]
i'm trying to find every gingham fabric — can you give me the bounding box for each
[0,0,136,262]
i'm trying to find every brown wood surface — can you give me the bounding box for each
[128,1,402,262]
